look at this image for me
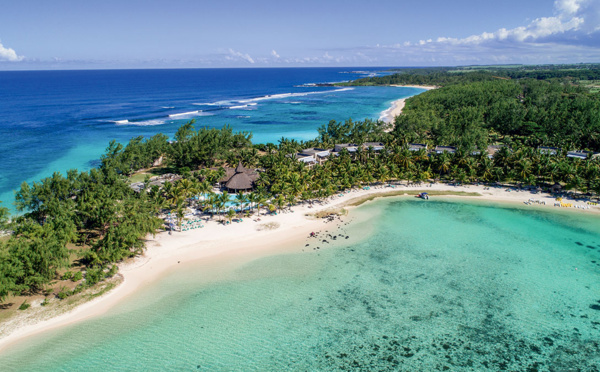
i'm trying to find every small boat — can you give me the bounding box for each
[416,192,429,200]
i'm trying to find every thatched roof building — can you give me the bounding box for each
[221,162,259,191]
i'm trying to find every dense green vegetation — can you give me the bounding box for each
[0,166,163,301]
[1,64,599,306]
[393,79,600,152]
[340,64,600,87]
[342,65,600,152]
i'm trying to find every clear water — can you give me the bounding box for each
[2,198,599,371]
[0,68,422,211]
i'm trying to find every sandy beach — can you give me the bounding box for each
[390,84,438,90]
[381,85,437,124]
[380,98,406,124]
[0,182,598,352]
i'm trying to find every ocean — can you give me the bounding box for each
[0,67,423,211]
[1,198,599,370]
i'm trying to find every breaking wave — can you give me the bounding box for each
[168,110,202,118]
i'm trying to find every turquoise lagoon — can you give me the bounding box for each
[1,198,599,371]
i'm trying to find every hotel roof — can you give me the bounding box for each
[408,143,427,151]
[434,146,457,153]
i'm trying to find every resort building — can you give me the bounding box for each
[363,142,385,152]
[295,153,317,166]
[567,150,593,160]
[408,143,427,151]
[434,146,457,154]
[333,143,359,153]
[538,146,560,155]
[295,143,385,165]
[220,162,260,191]
[298,148,331,164]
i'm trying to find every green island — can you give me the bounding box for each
[1,64,599,325]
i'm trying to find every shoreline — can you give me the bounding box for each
[1,182,599,352]
[381,85,437,124]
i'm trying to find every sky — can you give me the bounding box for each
[0,0,599,69]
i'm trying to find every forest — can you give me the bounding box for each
[340,64,600,88]
[393,79,600,152]
[1,65,599,307]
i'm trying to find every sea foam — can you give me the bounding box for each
[168,110,202,118]
[229,103,258,110]
[124,119,166,126]
[238,88,354,104]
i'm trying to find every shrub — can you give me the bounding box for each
[72,271,83,282]
[18,301,30,310]
[61,271,73,280]
[85,268,103,286]
[72,284,84,295]
[41,298,49,307]
[57,287,70,300]
[106,265,118,278]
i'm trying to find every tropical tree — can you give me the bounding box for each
[226,209,236,224]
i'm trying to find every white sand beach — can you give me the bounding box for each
[381,85,438,124]
[380,98,406,124]
[0,181,598,352]
[390,84,438,90]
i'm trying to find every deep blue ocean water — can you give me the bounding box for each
[0,68,423,210]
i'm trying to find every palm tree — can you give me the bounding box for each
[202,193,217,219]
[435,152,451,181]
[226,209,236,224]
[235,192,248,217]
[396,147,413,170]
[217,191,230,221]
[174,197,186,231]
[244,191,254,211]
[478,156,494,183]
[255,193,268,217]
[275,194,286,211]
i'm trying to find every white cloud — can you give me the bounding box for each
[433,0,598,46]
[271,50,280,58]
[226,48,255,64]
[367,0,600,65]
[0,40,24,62]
[555,0,583,15]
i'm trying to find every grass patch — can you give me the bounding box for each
[129,166,176,183]
[84,281,118,301]
[0,276,123,336]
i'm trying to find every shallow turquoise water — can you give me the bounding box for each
[2,199,599,371]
